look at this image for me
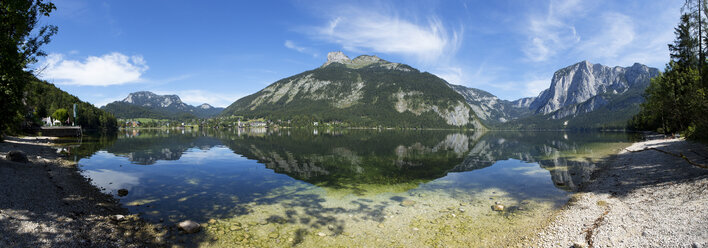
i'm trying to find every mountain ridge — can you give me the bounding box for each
[102,91,224,119]
[220,52,483,129]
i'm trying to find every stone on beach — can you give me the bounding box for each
[6,150,28,163]
[111,214,126,221]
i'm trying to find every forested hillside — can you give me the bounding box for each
[102,102,197,120]
[221,52,483,129]
[24,78,117,131]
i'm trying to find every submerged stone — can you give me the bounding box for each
[492,205,505,211]
[177,220,201,234]
[401,200,416,207]
[117,189,129,197]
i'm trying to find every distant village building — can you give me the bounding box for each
[249,121,267,127]
[125,121,141,127]
[42,117,53,126]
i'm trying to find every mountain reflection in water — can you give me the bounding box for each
[73,128,633,225]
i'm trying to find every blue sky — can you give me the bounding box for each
[35,0,681,107]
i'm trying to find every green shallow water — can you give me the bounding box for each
[70,129,635,247]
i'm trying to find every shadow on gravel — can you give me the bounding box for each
[578,140,708,198]
[0,141,176,248]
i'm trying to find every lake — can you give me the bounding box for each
[70,128,635,247]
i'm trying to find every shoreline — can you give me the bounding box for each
[0,136,167,247]
[530,138,708,247]
[2,135,706,247]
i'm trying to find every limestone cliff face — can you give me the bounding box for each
[222,52,482,128]
[529,61,659,116]
[123,91,190,110]
[452,61,659,128]
[322,51,412,71]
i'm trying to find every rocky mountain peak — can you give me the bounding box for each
[123,91,157,103]
[120,91,186,109]
[322,51,351,67]
[352,55,381,64]
[529,61,659,116]
[106,91,225,118]
[320,52,412,72]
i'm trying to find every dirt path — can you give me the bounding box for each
[532,138,708,248]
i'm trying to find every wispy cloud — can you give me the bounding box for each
[579,13,635,60]
[312,7,461,64]
[522,0,584,62]
[284,40,318,57]
[39,52,148,86]
[521,0,677,68]
[432,67,464,85]
[523,78,550,97]
[285,40,305,52]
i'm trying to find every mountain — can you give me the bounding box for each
[221,52,484,129]
[450,61,659,129]
[506,61,659,129]
[102,91,224,119]
[529,61,659,117]
[447,84,532,126]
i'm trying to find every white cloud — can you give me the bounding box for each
[313,8,461,64]
[522,0,585,62]
[284,40,318,57]
[40,52,148,86]
[432,67,464,85]
[285,40,305,52]
[579,13,635,60]
[521,0,678,68]
[523,78,550,97]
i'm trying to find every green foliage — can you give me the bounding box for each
[0,0,57,134]
[51,108,68,124]
[24,79,118,131]
[631,11,708,139]
[220,62,477,128]
[102,101,198,120]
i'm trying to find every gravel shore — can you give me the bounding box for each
[0,136,166,248]
[532,138,708,248]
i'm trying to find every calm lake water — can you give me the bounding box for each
[71,129,635,247]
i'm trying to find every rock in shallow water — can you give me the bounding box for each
[401,200,416,207]
[117,189,129,197]
[492,204,505,211]
[178,220,201,234]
